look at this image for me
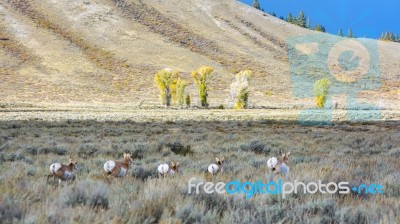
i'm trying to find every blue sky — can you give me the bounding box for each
[240,0,400,38]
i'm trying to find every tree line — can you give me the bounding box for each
[379,32,400,43]
[251,0,400,42]
[155,66,333,110]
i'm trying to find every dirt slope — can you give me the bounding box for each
[0,0,399,109]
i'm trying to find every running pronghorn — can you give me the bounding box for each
[47,159,78,185]
[157,161,180,178]
[103,153,133,178]
[267,151,290,175]
[208,157,225,176]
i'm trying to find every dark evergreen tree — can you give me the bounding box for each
[314,24,326,33]
[297,11,307,28]
[338,29,343,37]
[252,0,261,10]
[347,28,354,38]
[380,31,400,42]
[287,13,294,23]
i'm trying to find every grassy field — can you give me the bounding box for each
[1,0,399,223]
[0,116,399,223]
[1,0,399,109]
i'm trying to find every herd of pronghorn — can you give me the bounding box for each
[47,151,291,185]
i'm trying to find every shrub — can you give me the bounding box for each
[24,146,38,155]
[27,167,36,176]
[88,182,109,210]
[165,142,194,156]
[0,153,25,162]
[240,140,269,155]
[154,68,179,107]
[132,144,146,159]
[131,166,155,180]
[0,197,23,223]
[63,184,88,207]
[339,206,369,224]
[193,193,227,216]
[76,144,98,159]
[192,66,213,108]
[52,147,68,156]
[313,78,331,108]
[24,145,67,156]
[62,181,109,210]
[175,203,204,223]
[296,199,336,222]
[230,70,253,109]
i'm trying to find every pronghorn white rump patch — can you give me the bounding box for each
[158,164,169,175]
[267,157,278,169]
[208,164,219,174]
[50,163,62,174]
[104,160,116,173]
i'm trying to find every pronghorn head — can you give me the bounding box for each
[68,159,78,170]
[124,153,134,164]
[282,152,290,163]
[216,157,225,167]
[170,161,180,173]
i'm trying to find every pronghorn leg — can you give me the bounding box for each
[105,173,112,184]
[107,169,118,183]
[111,169,119,178]
[105,175,112,184]
[47,174,53,183]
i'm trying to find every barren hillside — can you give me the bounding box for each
[0,0,399,109]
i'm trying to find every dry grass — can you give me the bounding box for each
[0,118,399,223]
[3,0,143,91]
[0,0,399,108]
[0,23,36,75]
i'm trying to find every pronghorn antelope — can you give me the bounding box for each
[157,161,180,178]
[47,159,78,185]
[103,153,133,178]
[267,151,290,175]
[208,157,225,176]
